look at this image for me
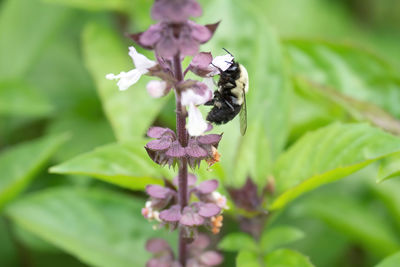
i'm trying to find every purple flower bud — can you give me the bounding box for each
[151,0,202,23]
[228,177,262,212]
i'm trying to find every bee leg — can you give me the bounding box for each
[224,99,235,111]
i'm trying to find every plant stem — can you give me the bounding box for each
[173,53,188,266]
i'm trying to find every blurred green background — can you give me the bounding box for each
[1,0,400,266]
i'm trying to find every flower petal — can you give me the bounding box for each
[146,185,175,199]
[197,134,222,145]
[198,203,221,218]
[196,179,219,194]
[185,139,208,158]
[146,239,171,253]
[199,251,223,266]
[129,46,156,70]
[186,103,208,136]
[159,205,182,222]
[140,23,162,47]
[166,141,186,158]
[147,80,168,98]
[180,207,204,226]
[147,127,175,139]
[106,69,143,91]
[146,138,172,151]
[182,87,211,106]
[189,21,211,43]
[188,234,210,250]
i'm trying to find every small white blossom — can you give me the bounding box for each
[181,87,213,136]
[106,46,156,91]
[212,191,229,210]
[146,80,167,98]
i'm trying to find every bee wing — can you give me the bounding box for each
[239,87,247,136]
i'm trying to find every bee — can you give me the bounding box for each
[205,49,249,135]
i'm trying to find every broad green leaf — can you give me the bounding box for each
[50,140,173,190]
[218,232,258,252]
[82,21,170,142]
[47,113,115,162]
[43,0,132,12]
[271,123,400,210]
[284,39,400,118]
[0,218,18,266]
[377,152,400,183]
[0,134,68,209]
[260,226,304,252]
[5,187,176,267]
[0,0,71,78]
[236,250,260,267]
[375,252,400,267]
[292,76,400,136]
[303,194,400,257]
[202,0,290,187]
[264,249,314,267]
[0,80,53,117]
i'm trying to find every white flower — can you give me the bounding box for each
[209,53,234,75]
[146,80,167,98]
[182,86,213,136]
[212,191,229,210]
[106,46,156,91]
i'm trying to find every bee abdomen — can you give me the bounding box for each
[206,103,241,124]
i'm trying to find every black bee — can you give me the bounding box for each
[205,50,249,135]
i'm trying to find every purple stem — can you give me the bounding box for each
[173,53,188,267]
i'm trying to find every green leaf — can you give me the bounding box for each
[0,134,68,209]
[42,0,133,12]
[375,252,400,267]
[260,226,304,252]
[5,187,176,267]
[218,232,258,252]
[284,39,400,118]
[264,249,314,267]
[371,179,400,230]
[82,21,170,142]
[0,80,53,117]
[303,194,400,257]
[50,140,173,190]
[236,250,260,267]
[271,123,400,210]
[377,152,400,183]
[0,0,71,78]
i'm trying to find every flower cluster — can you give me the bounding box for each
[106,0,236,265]
[142,174,228,237]
[145,127,222,168]
[146,234,223,267]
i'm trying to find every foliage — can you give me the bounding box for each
[1,0,400,266]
